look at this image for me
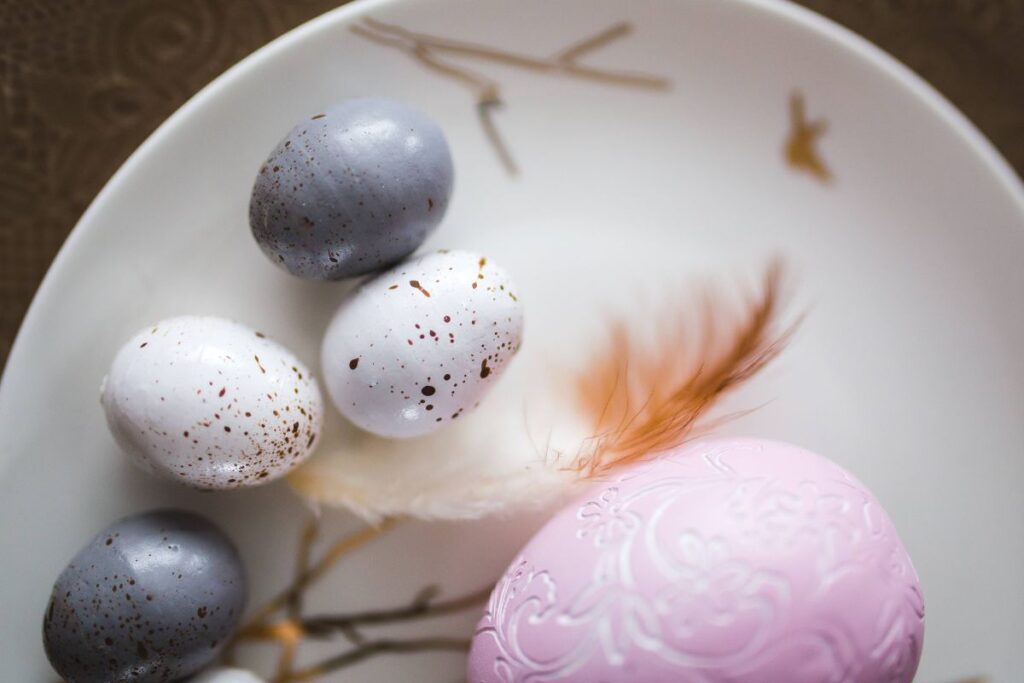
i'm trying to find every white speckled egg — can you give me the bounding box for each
[322,250,523,438]
[101,316,323,489]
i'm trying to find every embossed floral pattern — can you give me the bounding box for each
[470,438,924,682]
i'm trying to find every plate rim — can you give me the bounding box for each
[2,0,1023,392]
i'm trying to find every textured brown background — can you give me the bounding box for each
[1,0,1022,367]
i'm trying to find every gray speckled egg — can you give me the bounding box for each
[43,510,247,683]
[322,250,524,438]
[249,97,454,280]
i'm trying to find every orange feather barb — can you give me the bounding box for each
[572,262,798,478]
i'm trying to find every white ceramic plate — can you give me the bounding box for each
[3,0,1023,680]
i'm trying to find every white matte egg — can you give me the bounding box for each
[102,316,323,489]
[322,250,523,438]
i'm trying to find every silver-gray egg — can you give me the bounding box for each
[42,510,247,683]
[249,97,455,280]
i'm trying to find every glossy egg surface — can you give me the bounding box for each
[43,510,247,683]
[249,97,454,280]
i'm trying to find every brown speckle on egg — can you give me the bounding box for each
[321,251,522,438]
[101,317,323,491]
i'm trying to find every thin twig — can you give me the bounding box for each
[300,584,493,637]
[352,22,515,173]
[271,517,320,679]
[239,582,490,679]
[351,17,669,175]
[555,21,632,63]
[283,637,471,681]
[477,100,518,175]
[351,24,499,97]
[254,519,398,628]
[270,620,304,682]
[336,620,366,646]
[360,18,669,89]
[226,518,399,657]
[288,517,320,619]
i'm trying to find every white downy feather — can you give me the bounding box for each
[289,343,590,521]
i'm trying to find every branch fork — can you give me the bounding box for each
[224,517,489,682]
[352,17,670,174]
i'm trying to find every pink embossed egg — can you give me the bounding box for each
[468,438,924,683]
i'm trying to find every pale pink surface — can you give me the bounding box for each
[468,438,924,683]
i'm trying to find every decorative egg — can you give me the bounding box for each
[43,510,247,683]
[469,438,924,683]
[101,316,323,489]
[322,250,523,438]
[249,97,454,280]
[191,667,265,682]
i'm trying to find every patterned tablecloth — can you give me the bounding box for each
[1,0,1022,365]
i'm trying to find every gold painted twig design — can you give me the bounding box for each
[223,516,490,682]
[785,91,832,182]
[352,17,670,175]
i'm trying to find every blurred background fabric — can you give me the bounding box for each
[1,0,1022,366]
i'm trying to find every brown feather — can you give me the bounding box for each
[572,261,797,478]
